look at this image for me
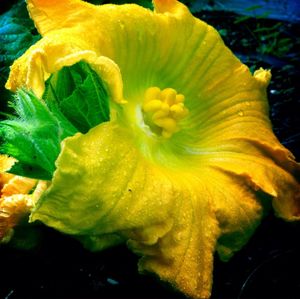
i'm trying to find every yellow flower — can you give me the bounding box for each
[4,0,300,298]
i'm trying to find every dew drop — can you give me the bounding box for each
[270,89,279,95]
[238,110,244,116]
[175,232,183,242]
[117,19,125,29]
[107,278,119,285]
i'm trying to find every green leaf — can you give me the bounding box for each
[0,1,41,113]
[44,61,110,133]
[0,2,40,66]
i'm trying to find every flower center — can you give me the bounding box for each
[142,87,189,138]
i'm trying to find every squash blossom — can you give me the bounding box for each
[1,0,300,298]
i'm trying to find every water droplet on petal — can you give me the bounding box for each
[117,19,125,29]
[270,89,279,95]
[238,111,244,116]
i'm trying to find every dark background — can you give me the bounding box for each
[1,1,299,298]
[1,214,300,299]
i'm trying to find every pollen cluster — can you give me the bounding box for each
[142,87,189,138]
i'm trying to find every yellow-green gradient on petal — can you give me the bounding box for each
[30,122,221,298]
[4,0,300,298]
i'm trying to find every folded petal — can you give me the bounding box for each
[206,146,300,221]
[30,121,223,298]
[6,37,124,103]
[1,176,36,197]
[205,167,265,260]
[27,0,93,36]
[28,120,269,298]
[30,122,175,235]
[0,194,33,241]
[28,118,270,298]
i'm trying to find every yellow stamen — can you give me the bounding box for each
[143,99,162,112]
[144,87,161,103]
[142,87,189,138]
[175,94,185,103]
[170,103,189,119]
[161,88,177,105]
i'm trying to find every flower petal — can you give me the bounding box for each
[27,0,93,36]
[30,121,224,298]
[6,38,124,103]
[1,176,36,197]
[153,0,190,16]
[206,167,265,260]
[178,63,300,221]
[28,120,270,298]
[181,66,272,145]
[0,154,16,173]
[30,122,176,236]
[129,187,219,299]
[0,194,33,241]
[28,120,269,298]
[206,146,300,221]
